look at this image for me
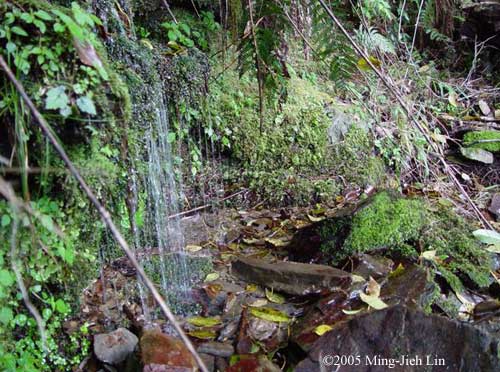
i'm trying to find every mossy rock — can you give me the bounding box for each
[289,191,491,290]
[463,130,500,153]
[289,191,425,263]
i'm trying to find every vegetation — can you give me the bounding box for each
[0,0,498,369]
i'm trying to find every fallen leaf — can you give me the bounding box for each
[204,272,220,282]
[264,237,290,247]
[357,56,381,70]
[366,277,381,297]
[265,288,285,304]
[460,147,493,164]
[246,284,258,292]
[448,92,458,107]
[314,324,333,336]
[187,330,217,339]
[359,293,388,310]
[473,229,500,245]
[242,238,265,245]
[342,308,363,315]
[249,307,290,323]
[307,214,325,222]
[248,298,268,307]
[420,250,437,261]
[186,316,221,327]
[351,274,366,283]
[478,100,491,116]
[388,263,405,278]
[186,244,203,253]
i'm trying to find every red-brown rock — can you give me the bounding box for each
[140,330,196,371]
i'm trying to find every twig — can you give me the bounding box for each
[247,0,265,133]
[316,0,493,230]
[168,188,247,219]
[398,0,407,41]
[161,0,178,24]
[0,55,209,372]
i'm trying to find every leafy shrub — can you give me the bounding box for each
[0,199,92,371]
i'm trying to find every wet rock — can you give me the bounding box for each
[218,318,240,341]
[197,341,234,357]
[140,330,196,370]
[231,257,351,295]
[296,305,500,371]
[199,353,215,372]
[291,291,351,352]
[93,327,138,365]
[489,193,500,220]
[381,265,436,308]
[215,357,229,372]
[226,355,281,372]
[247,317,288,352]
[352,254,393,279]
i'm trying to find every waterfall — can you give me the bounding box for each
[131,94,192,317]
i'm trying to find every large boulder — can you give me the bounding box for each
[296,305,500,371]
[288,191,427,264]
[231,257,351,295]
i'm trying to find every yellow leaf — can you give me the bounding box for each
[246,284,258,292]
[265,237,290,247]
[186,244,203,253]
[351,274,366,283]
[204,272,219,282]
[248,298,268,307]
[388,263,405,278]
[314,324,333,336]
[357,56,381,71]
[359,293,388,310]
[249,307,290,323]
[140,39,154,50]
[187,330,217,339]
[366,277,381,297]
[307,214,325,222]
[448,92,458,107]
[186,316,221,327]
[342,308,363,315]
[420,250,437,261]
[265,288,285,304]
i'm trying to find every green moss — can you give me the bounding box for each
[342,191,427,256]
[463,130,500,152]
[421,206,492,289]
[331,126,386,187]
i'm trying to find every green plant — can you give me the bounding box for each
[0,198,92,371]
[162,21,195,48]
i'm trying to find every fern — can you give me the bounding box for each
[236,1,288,92]
[355,26,396,55]
[421,0,450,43]
[310,1,357,89]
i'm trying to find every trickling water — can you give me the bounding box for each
[132,94,191,316]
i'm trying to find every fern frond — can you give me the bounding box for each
[355,26,396,55]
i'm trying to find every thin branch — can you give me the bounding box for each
[168,188,248,219]
[316,0,493,230]
[0,177,47,351]
[247,0,265,133]
[161,0,178,24]
[0,55,209,372]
